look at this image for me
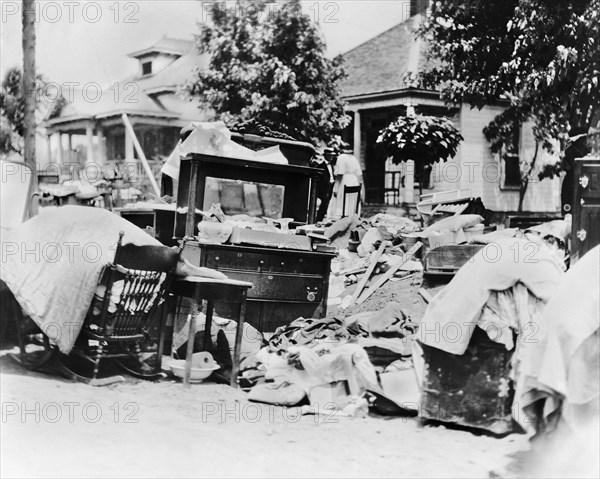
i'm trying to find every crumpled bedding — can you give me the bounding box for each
[0,206,162,353]
[418,238,564,355]
[243,317,381,404]
[514,245,600,435]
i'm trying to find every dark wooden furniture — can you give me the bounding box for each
[116,207,178,246]
[418,327,517,435]
[175,152,334,333]
[174,153,322,238]
[423,244,485,276]
[181,242,334,333]
[342,184,361,217]
[70,232,180,383]
[572,155,600,263]
[170,276,252,387]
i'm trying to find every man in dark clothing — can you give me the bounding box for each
[312,148,335,222]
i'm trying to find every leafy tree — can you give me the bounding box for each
[0,67,49,157]
[417,0,600,211]
[377,114,463,191]
[185,0,350,145]
[0,68,26,155]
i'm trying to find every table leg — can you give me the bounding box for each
[184,298,198,387]
[203,301,214,351]
[156,301,167,373]
[231,291,247,388]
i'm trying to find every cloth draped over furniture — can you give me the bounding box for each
[0,206,162,353]
[413,238,565,433]
[417,238,564,355]
[514,245,600,436]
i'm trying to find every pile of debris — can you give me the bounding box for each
[238,301,421,417]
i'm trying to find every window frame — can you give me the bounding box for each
[141,61,153,76]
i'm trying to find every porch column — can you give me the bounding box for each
[125,125,134,160]
[96,127,106,165]
[86,124,94,165]
[65,134,72,164]
[45,134,52,164]
[55,132,64,165]
[405,160,415,204]
[353,110,363,170]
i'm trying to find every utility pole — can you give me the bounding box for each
[22,0,36,175]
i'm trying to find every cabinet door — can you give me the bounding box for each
[573,159,600,260]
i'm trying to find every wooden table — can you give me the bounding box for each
[170,276,253,387]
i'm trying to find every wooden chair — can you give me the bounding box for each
[12,232,181,385]
[342,185,361,217]
[64,232,180,383]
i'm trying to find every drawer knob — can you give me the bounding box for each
[215,256,219,261]
[307,292,316,301]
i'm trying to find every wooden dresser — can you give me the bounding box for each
[181,242,333,332]
[176,152,334,333]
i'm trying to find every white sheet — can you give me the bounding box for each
[0,206,162,353]
[417,237,564,355]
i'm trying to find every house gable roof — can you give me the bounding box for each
[340,16,429,98]
[46,36,207,126]
[127,36,195,59]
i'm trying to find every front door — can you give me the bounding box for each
[365,118,388,204]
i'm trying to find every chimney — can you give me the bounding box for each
[410,0,429,17]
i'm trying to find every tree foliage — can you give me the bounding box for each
[0,67,49,156]
[377,114,463,166]
[0,68,26,154]
[185,0,350,145]
[417,0,600,209]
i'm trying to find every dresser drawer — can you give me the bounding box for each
[218,269,324,302]
[206,249,327,275]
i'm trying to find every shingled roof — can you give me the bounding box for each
[127,36,195,58]
[46,37,207,125]
[340,16,429,98]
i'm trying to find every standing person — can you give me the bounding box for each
[328,148,364,218]
[312,147,335,222]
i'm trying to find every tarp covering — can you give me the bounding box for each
[514,245,600,435]
[417,238,564,355]
[0,206,161,353]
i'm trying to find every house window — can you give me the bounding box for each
[142,61,152,76]
[500,126,521,189]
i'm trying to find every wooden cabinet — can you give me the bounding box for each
[182,242,334,333]
[572,156,600,263]
[116,208,178,247]
[176,152,333,333]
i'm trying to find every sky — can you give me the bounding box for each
[0,0,412,87]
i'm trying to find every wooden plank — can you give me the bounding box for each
[418,288,433,304]
[355,242,422,305]
[122,113,161,197]
[339,240,390,309]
